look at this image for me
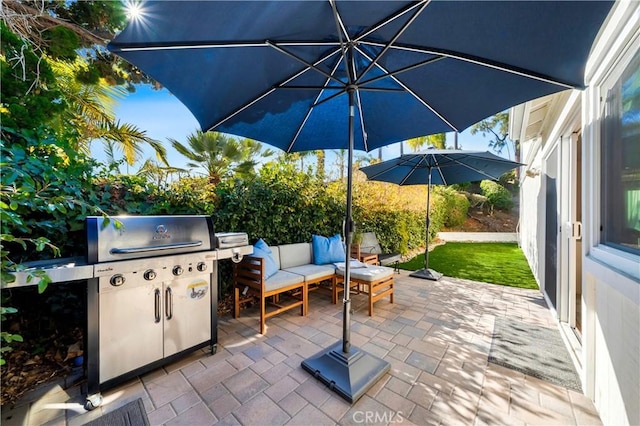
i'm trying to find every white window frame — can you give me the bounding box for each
[589,24,640,282]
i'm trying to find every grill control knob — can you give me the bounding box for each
[143,269,156,281]
[172,266,184,276]
[110,274,125,287]
[196,262,207,272]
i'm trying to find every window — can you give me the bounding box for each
[601,49,640,255]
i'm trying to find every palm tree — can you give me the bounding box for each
[333,149,347,180]
[315,150,325,181]
[169,131,271,184]
[136,159,188,188]
[49,58,168,166]
[295,150,315,171]
[236,137,275,178]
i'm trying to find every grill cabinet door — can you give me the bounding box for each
[99,279,163,382]
[163,275,212,357]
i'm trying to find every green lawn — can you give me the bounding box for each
[398,242,538,289]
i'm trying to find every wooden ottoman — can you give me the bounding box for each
[335,265,394,316]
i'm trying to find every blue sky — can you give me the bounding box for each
[101,85,511,176]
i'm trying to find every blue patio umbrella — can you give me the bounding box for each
[360,149,522,281]
[108,0,613,403]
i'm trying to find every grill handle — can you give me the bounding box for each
[110,241,203,254]
[165,287,173,320]
[154,289,161,323]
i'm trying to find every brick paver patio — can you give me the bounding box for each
[2,272,602,425]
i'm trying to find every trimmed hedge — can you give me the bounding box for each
[436,186,470,228]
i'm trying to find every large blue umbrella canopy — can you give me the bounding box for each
[107,0,613,403]
[108,1,613,154]
[360,149,521,185]
[360,149,522,280]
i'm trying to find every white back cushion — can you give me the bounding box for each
[278,243,312,269]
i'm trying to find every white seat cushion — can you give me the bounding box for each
[264,270,304,292]
[283,264,335,281]
[336,265,394,282]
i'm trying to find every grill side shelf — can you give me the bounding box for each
[4,257,93,288]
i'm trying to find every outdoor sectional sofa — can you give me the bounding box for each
[233,240,395,334]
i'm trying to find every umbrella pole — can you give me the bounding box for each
[301,85,389,404]
[410,168,442,280]
[424,170,431,271]
[342,90,355,354]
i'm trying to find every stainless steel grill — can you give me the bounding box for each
[5,215,252,411]
[83,215,251,410]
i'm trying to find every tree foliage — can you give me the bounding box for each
[47,58,167,165]
[470,112,517,159]
[1,0,150,89]
[2,12,166,165]
[406,133,446,151]
[1,23,65,131]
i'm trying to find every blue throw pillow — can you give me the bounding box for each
[312,234,346,265]
[252,239,279,279]
[327,234,346,263]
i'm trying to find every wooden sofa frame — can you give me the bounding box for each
[233,256,307,335]
[233,243,395,334]
[334,273,394,316]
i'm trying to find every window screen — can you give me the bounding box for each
[601,49,640,255]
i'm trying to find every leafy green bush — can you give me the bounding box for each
[356,206,425,255]
[1,305,23,366]
[161,177,217,214]
[212,162,345,294]
[213,162,345,246]
[93,172,161,215]
[352,172,428,255]
[498,169,516,187]
[1,127,106,367]
[424,190,447,241]
[480,180,514,211]
[436,186,470,227]
[1,128,104,263]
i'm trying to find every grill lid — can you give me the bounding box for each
[87,215,215,263]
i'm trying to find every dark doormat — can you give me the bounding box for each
[84,398,150,426]
[489,317,581,392]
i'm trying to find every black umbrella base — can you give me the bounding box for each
[410,268,442,281]
[301,341,390,404]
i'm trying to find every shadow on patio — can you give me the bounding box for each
[2,272,601,425]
